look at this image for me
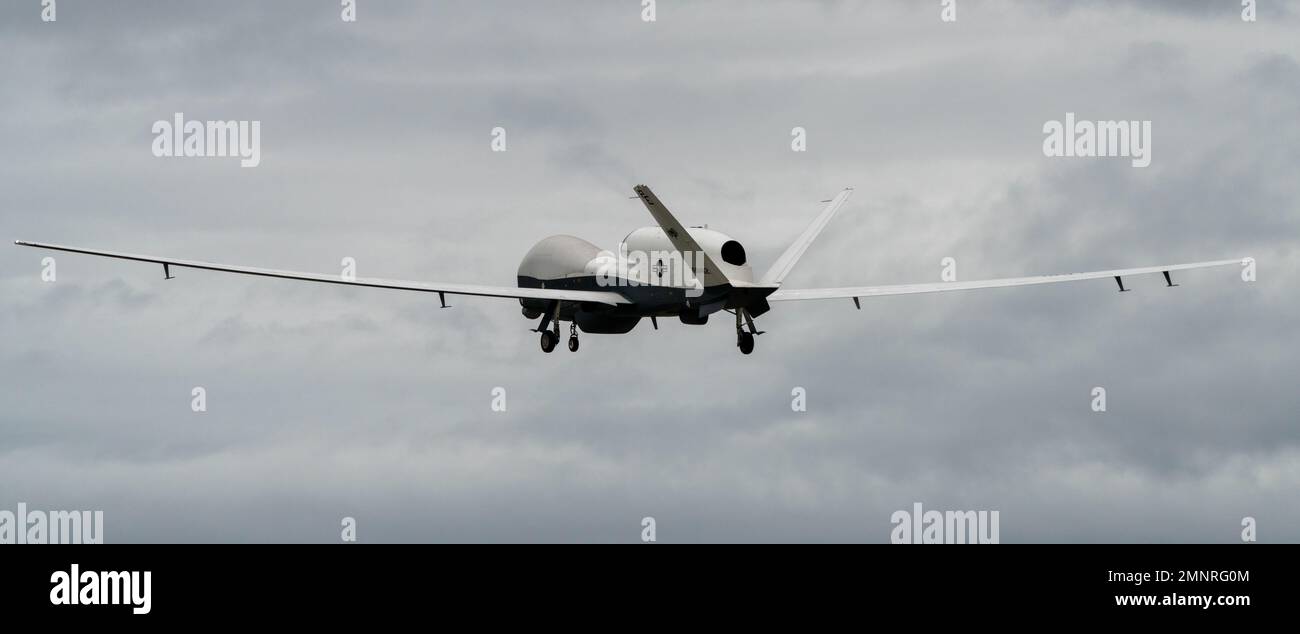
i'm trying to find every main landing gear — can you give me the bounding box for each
[737,330,755,355]
[733,308,762,355]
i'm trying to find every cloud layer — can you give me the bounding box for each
[2,0,1297,542]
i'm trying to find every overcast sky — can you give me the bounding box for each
[2,0,1297,542]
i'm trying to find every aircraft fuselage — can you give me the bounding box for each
[516,228,771,334]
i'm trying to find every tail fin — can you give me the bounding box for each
[760,187,853,285]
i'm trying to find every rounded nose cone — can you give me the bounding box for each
[518,235,603,280]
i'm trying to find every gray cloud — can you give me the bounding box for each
[1,0,1297,542]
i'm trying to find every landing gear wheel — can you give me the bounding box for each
[568,336,580,352]
[540,330,558,353]
[737,331,755,355]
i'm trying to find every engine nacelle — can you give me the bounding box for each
[620,226,755,286]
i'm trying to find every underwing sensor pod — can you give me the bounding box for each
[15,184,1244,355]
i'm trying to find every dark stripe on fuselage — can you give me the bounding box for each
[517,275,732,318]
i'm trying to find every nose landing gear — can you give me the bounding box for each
[534,302,580,353]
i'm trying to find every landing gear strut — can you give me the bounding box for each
[735,308,758,355]
[537,301,563,353]
[568,322,580,352]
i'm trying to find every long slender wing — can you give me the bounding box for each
[761,187,854,285]
[768,258,1244,302]
[13,240,630,305]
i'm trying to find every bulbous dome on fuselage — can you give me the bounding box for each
[517,228,754,287]
[516,235,640,334]
[517,235,604,282]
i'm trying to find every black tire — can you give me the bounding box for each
[540,330,557,353]
[568,336,580,352]
[738,332,755,355]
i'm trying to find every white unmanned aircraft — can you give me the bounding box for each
[16,184,1243,355]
